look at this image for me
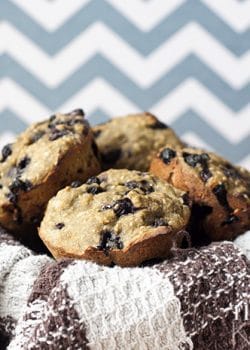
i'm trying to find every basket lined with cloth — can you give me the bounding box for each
[0,227,249,350]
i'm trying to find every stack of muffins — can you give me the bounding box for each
[0,109,249,266]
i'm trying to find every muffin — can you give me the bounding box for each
[150,146,250,241]
[0,109,101,237]
[39,169,191,266]
[93,112,184,171]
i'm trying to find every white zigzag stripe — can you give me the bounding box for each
[239,155,250,169]
[0,131,16,151]
[1,22,249,89]
[1,78,248,143]
[0,79,50,123]
[61,79,250,143]
[180,132,214,152]
[201,0,250,32]
[11,0,186,32]
[10,0,91,32]
[181,132,250,169]
[179,132,250,169]
[151,79,250,143]
[60,78,138,117]
[0,78,138,123]
[105,0,186,31]
[9,0,250,33]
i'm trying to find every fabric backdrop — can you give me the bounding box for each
[0,0,249,167]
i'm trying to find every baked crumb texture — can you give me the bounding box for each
[40,169,191,266]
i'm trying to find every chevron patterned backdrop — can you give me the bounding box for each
[0,0,249,167]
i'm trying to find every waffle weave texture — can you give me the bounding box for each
[0,227,249,350]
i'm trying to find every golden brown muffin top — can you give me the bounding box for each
[40,169,190,259]
[0,109,89,205]
[93,112,183,171]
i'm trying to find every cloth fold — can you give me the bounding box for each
[0,227,249,350]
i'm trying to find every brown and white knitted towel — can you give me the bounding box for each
[0,228,249,350]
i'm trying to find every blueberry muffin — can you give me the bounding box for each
[0,109,101,237]
[93,112,184,171]
[150,146,250,241]
[39,169,191,266]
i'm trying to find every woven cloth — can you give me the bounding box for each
[0,227,249,350]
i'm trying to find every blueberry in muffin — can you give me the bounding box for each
[39,169,191,266]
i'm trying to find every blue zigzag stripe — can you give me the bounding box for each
[0,109,248,164]
[171,110,250,162]
[87,109,249,163]
[0,110,27,134]
[1,54,249,111]
[0,0,249,56]
[88,109,111,126]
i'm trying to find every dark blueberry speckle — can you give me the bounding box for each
[200,169,212,182]
[212,183,239,225]
[183,152,209,167]
[30,130,45,144]
[7,157,31,181]
[71,180,83,188]
[66,119,85,127]
[140,180,154,194]
[212,183,231,212]
[148,120,168,129]
[223,163,242,180]
[49,129,70,141]
[183,152,212,182]
[102,203,113,210]
[182,193,192,207]
[55,222,65,230]
[103,198,137,217]
[66,109,84,117]
[1,144,12,162]
[97,230,123,255]
[7,166,18,178]
[17,157,31,170]
[113,198,136,217]
[9,179,32,193]
[87,186,104,195]
[49,115,56,122]
[48,117,87,130]
[48,123,56,130]
[125,181,139,191]
[86,176,100,185]
[160,148,176,164]
[125,180,154,194]
[183,153,197,167]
